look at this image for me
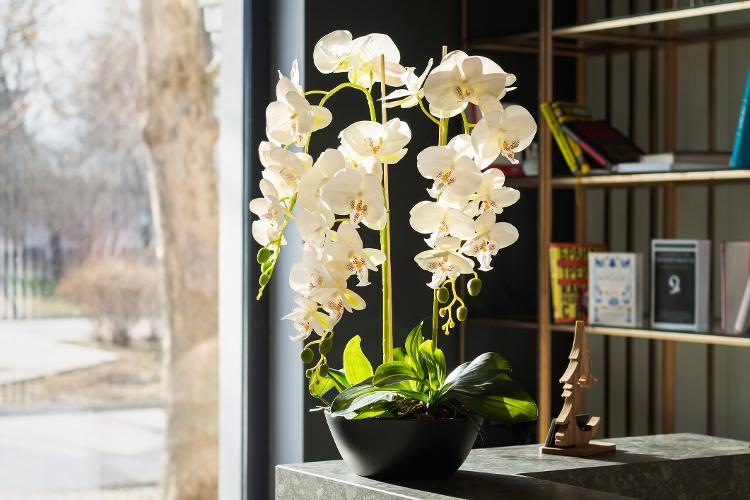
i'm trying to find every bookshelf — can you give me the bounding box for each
[460,0,750,442]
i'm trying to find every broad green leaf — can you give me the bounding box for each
[439,352,512,398]
[373,361,421,387]
[327,368,350,392]
[452,379,538,423]
[343,335,373,386]
[405,321,425,378]
[331,388,397,417]
[308,369,335,398]
[330,383,379,414]
[393,347,407,362]
[419,340,446,390]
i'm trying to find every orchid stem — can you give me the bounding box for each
[432,289,439,347]
[379,54,394,364]
[256,194,297,300]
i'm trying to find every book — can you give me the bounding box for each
[720,241,750,334]
[588,252,644,327]
[734,277,750,335]
[611,162,728,174]
[643,152,730,165]
[552,102,593,175]
[651,240,711,332]
[540,102,583,175]
[549,243,606,324]
[730,64,750,168]
[562,121,643,169]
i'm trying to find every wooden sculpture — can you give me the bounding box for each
[541,321,616,457]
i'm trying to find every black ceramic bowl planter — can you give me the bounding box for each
[325,411,482,478]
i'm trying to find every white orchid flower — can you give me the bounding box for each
[339,118,411,165]
[382,59,433,108]
[416,141,482,199]
[310,282,366,323]
[297,148,347,224]
[275,59,303,100]
[259,141,312,198]
[415,236,475,289]
[282,296,332,341]
[471,102,537,167]
[296,208,333,252]
[465,169,520,217]
[313,30,369,74]
[289,244,342,298]
[320,167,386,230]
[461,212,519,272]
[249,179,286,246]
[266,63,332,147]
[423,50,516,118]
[348,33,406,88]
[409,201,475,248]
[327,222,386,286]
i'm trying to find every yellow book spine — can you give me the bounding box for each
[565,133,591,175]
[540,102,578,174]
[549,246,563,322]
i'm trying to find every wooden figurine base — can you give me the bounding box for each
[541,440,616,457]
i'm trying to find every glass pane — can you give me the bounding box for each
[0,1,220,498]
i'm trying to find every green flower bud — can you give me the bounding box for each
[319,338,332,355]
[300,348,314,364]
[305,368,314,378]
[261,260,272,272]
[467,278,482,296]
[456,305,468,322]
[439,308,447,318]
[437,287,449,303]
[259,273,270,286]
[257,247,271,264]
[318,363,329,377]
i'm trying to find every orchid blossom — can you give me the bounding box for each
[339,118,411,165]
[423,50,516,118]
[415,236,475,289]
[461,212,519,272]
[382,59,433,108]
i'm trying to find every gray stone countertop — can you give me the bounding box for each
[276,433,750,499]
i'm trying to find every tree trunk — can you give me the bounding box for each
[140,1,219,499]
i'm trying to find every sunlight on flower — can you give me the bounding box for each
[423,50,516,118]
[409,201,475,248]
[471,103,536,168]
[461,212,519,271]
[320,167,386,230]
[415,236,475,288]
[282,296,332,341]
[339,118,411,165]
[382,58,433,108]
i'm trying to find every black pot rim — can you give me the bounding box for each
[324,409,479,423]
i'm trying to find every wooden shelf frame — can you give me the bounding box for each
[467,1,750,57]
[469,318,750,348]
[504,169,750,189]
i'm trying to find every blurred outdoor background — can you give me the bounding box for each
[0,0,220,499]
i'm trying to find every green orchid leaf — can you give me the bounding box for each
[343,335,373,386]
[418,339,446,390]
[452,379,538,423]
[439,352,512,397]
[393,347,407,362]
[308,369,335,398]
[373,361,421,387]
[327,368,350,392]
[330,387,397,417]
[405,322,425,378]
[330,382,379,415]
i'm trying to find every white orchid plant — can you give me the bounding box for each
[252,30,539,422]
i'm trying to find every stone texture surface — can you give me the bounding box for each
[276,433,750,499]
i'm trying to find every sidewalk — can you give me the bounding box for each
[0,406,164,497]
[0,318,117,385]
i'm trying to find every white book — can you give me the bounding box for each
[589,252,644,327]
[721,241,750,333]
